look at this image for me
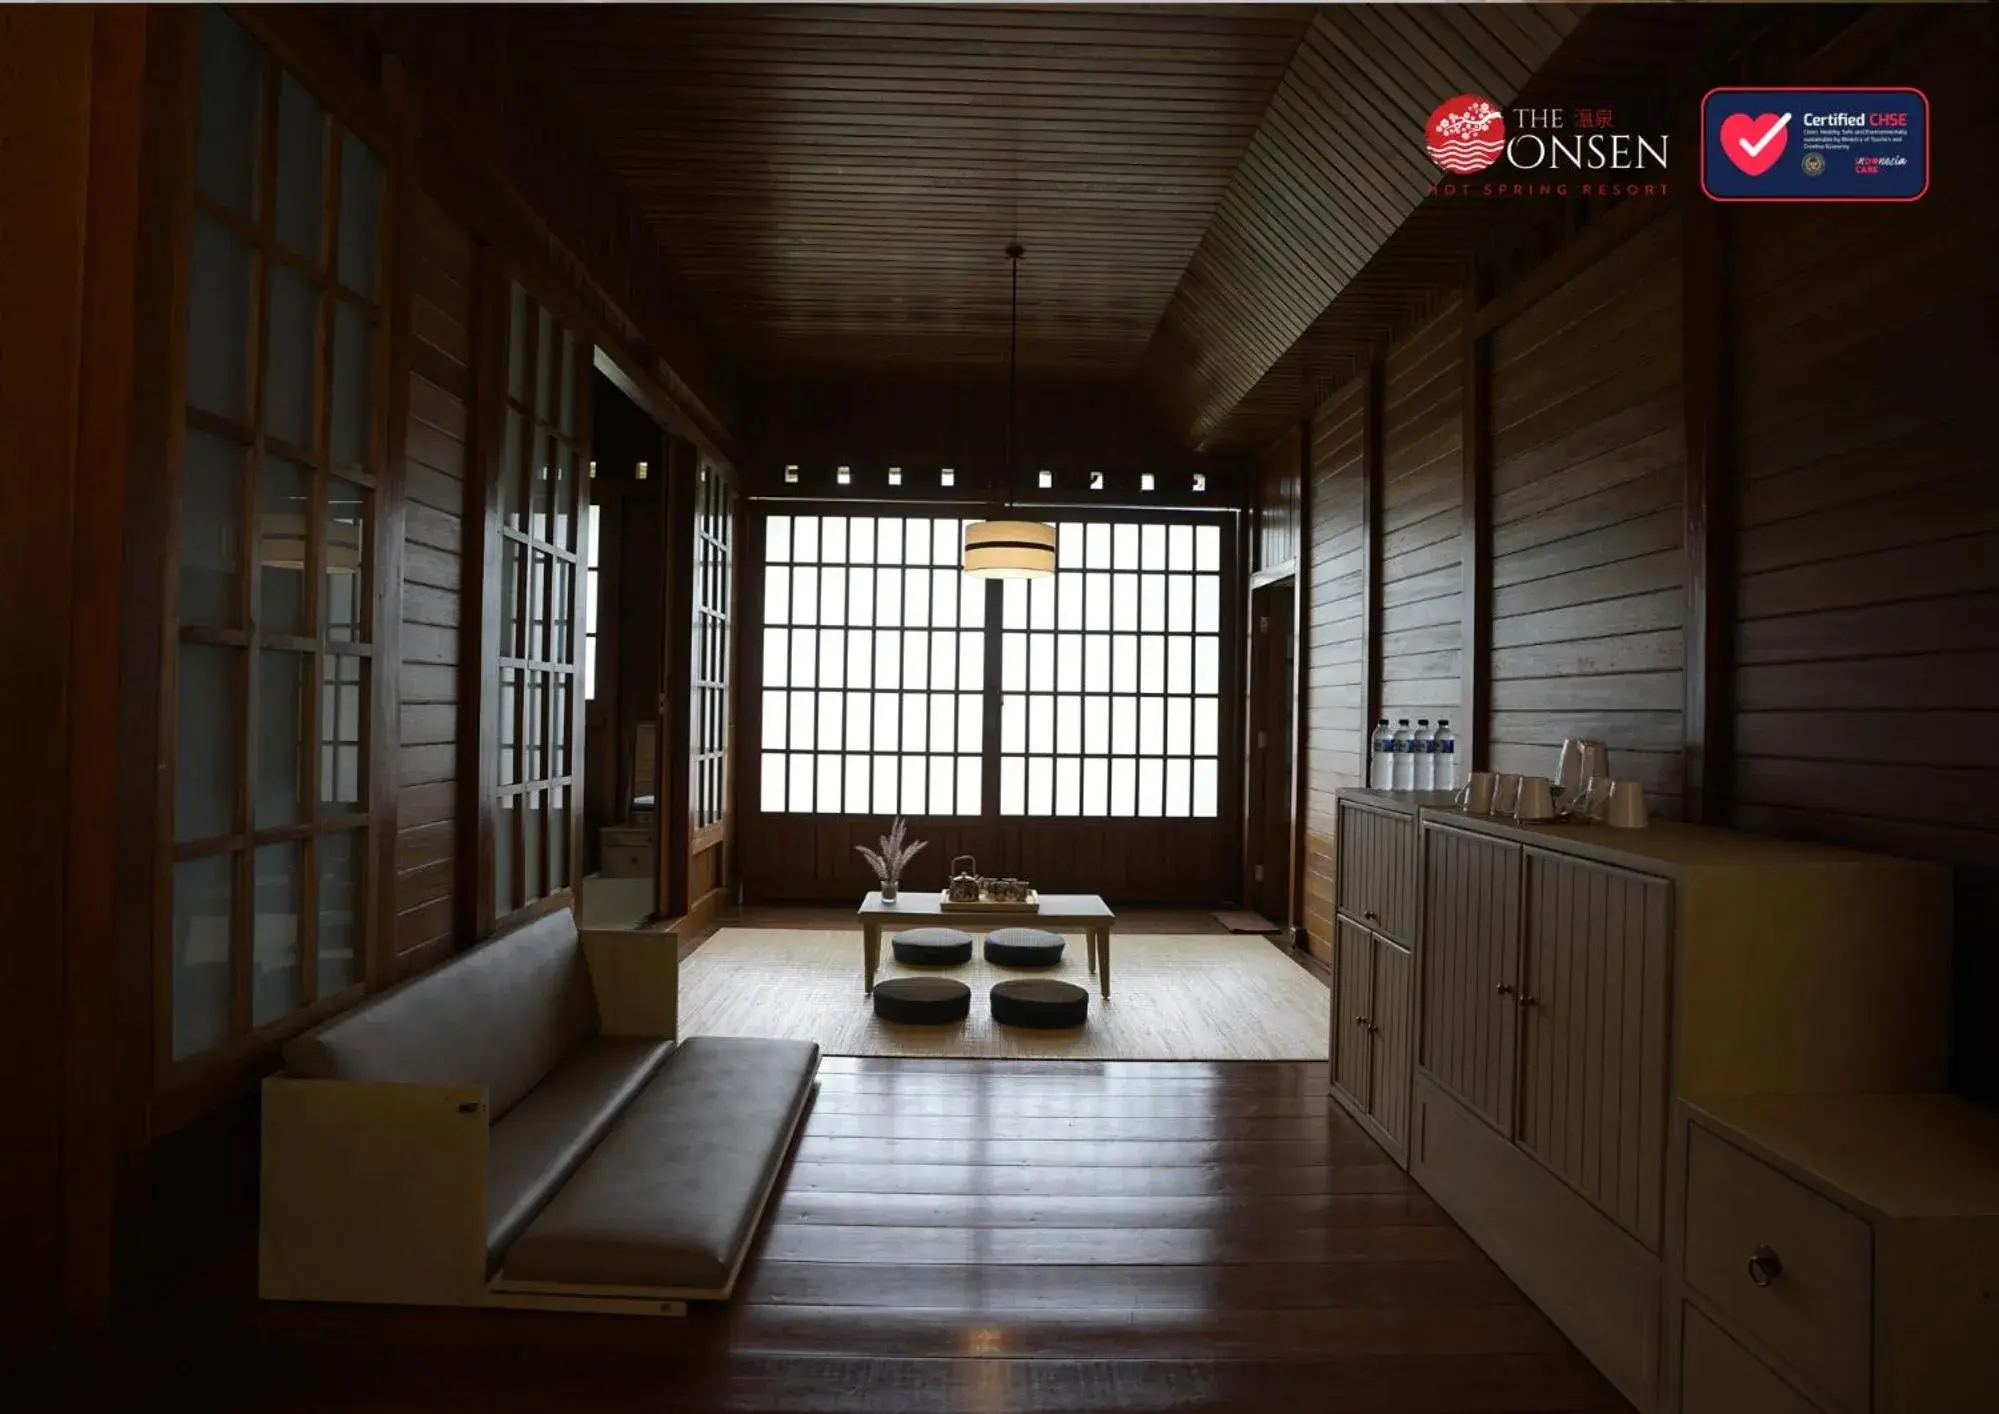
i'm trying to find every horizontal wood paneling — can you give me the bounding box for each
[1378,300,1462,740]
[1726,10,1999,1098]
[1300,383,1367,957]
[1255,424,1302,573]
[1488,212,1684,818]
[393,196,472,964]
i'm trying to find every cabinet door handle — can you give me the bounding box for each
[1516,995,1538,1008]
[1353,1015,1369,1028]
[1747,1245,1783,1288]
[1362,910,1379,922]
[1495,983,1515,997]
[1367,1023,1380,1034]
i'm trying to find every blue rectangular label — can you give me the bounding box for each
[1701,87,1928,203]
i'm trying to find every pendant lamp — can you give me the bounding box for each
[963,244,1056,580]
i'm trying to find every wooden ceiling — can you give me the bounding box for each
[512,4,1605,447]
[517,4,1313,378]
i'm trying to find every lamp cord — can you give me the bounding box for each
[1002,243,1022,518]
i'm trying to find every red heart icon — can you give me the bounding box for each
[1720,112,1790,176]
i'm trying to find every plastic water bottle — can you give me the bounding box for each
[1369,719,1394,789]
[1435,719,1460,791]
[1391,719,1414,791]
[1413,719,1435,791]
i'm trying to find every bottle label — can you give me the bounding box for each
[1439,742,1453,754]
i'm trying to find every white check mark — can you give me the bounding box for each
[1739,113,1792,157]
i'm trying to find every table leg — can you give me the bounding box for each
[1086,930,1097,976]
[864,924,880,994]
[1097,927,1111,1000]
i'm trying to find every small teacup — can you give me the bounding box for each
[1605,780,1649,829]
[1456,771,1497,814]
[1514,776,1556,822]
[1492,773,1523,817]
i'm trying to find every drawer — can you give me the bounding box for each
[1684,1125,1871,1412]
[599,844,654,878]
[1680,1304,1826,1414]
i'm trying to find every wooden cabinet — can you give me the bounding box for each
[1419,824,1520,1138]
[1679,1305,1824,1414]
[1331,917,1416,1159]
[1334,796,1417,944]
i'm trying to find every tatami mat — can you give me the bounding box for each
[678,928,1330,1060]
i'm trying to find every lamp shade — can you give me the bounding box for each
[962,518,1057,579]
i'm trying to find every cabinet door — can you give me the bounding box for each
[1419,825,1521,1137]
[1337,802,1416,943]
[1331,918,1374,1111]
[1516,849,1672,1248]
[1367,937,1416,1149]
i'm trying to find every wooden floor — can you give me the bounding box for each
[71,1059,1629,1413]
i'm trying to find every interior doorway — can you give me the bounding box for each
[1244,577,1297,932]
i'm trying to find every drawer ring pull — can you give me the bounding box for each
[1747,1245,1783,1288]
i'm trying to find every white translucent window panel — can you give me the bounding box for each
[1030,633,1054,689]
[1195,575,1220,632]
[929,756,955,814]
[818,630,845,688]
[1084,522,1111,569]
[1002,634,1027,692]
[1084,572,1110,631]
[1002,694,1026,753]
[821,516,848,562]
[849,516,876,563]
[1111,695,1137,749]
[1167,574,1191,629]
[874,631,902,689]
[1027,757,1054,815]
[1084,634,1110,693]
[873,568,902,626]
[1002,576,1028,630]
[845,691,872,751]
[1194,698,1219,756]
[787,629,818,689]
[761,753,786,811]
[1028,696,1054,753]
[1140,523,1166,570]
[1113,522,1139,569]
[873,694,900,752]
[1165,758,1191,818]
[1029,573,1054,630]
[932,569,959,627]
[958,695,981,752]
[929,697,955,753]
[902,632,929,689]
[904,519,931,565]
[957,757,980,816]
[1139,575,1167,631]
[1110,758,1137,817]
[845,755,871,815]
[1000,756,1025,814]
[1195,637,1219,694]
[955,633,981,690]
[1167,637,1192,694]
[929,631,956,690]
[817,692,842,750]
[873,755,899,813]
[901,755,927,814]
[763,627,788,686]
[767,516,792,561]
[787,754,814,812]
[1055,757,1081,816]
[931,519,959,565]
[788,689,816,750]
[848,565,875,623]
[819,567,846,625]
[847,631,873,688]
[1193,759,1218,816]
[877,518,903,563]
[1056,574,1083,631]
[1168,524,1194,570]
[1137,758,1164,815]
[1112,635,1138,693]
[1056,635,1081,692]
[1166,697,1192,755]
[1138,697,1164,754]
[903,570,930,628]
[1055,695,1081,754]
[1196,524,1221,572]
[793,516,820,563]
[960,573,984,626]
[1112,572,1138,630]
[1139,637,1165,694]
[1083,696,1109,755]
[817,754,842,814]
[1082,758,1109,816]
[765,566,790,623]
[762,690,787,750]
[1057,522,1083,569]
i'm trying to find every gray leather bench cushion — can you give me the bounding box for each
[500,1036,820,1293]
[284,909,597,1120]
[484,1036,673,1273]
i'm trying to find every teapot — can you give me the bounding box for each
[947,855,982,903]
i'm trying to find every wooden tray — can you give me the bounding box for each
[940,891,1041,913]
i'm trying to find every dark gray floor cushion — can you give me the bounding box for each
[983,927,1066,967]
[483,1036,673,1274]
[990,978,1090,1028]
[891,927,974,965]
[500,1036,820,1293]
[873,976,972,1024]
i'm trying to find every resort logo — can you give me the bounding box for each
[1426,95,1507,174]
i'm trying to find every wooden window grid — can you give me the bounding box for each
[693,463,734,832]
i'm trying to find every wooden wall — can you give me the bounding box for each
[1254,424,1302,572]
[1298,383,1368,961]
[1265,2,1999,1096]
[1378,300,1464,735]
[393,197,476,977]
[1488,215,1686,815]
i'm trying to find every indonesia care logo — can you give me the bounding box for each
[1426,94,1506,174]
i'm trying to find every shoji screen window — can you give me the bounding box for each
[169,6,384,1062]
[693,464,735,831]
[760,515,985,815]
[999,521,1223,817]
[495,285,590,917]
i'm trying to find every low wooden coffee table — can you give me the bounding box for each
[858,891,1116,1000]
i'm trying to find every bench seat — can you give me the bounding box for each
[497,1036,819,1298]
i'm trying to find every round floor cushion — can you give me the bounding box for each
[983,927,1066,967]
[891,927,974,966]
[990,978,1089,1029]
[873,976,972,1025]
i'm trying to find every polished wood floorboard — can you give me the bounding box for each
[49,1060,1629,1413]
